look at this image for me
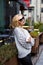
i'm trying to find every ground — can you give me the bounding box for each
[31,44,43,65]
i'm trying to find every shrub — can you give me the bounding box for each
[24,22,29,26]
[39,24,43,32]
[24,18,31,26]
[30,31,39,38]
[33,22,43,32]
[33,22,40,29]
[0,44,17,65]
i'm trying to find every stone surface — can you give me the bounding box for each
[31,44,43,65]
[36,51,43,65]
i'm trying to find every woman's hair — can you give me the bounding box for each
[10,14,23,28]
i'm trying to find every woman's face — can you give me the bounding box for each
[18,15,25,26]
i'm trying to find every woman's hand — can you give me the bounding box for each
[26,37,31,43]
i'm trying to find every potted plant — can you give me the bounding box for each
[0,43,18,65]
[30,31,39,38]
[39,24,43,32]
[30,31,39,54]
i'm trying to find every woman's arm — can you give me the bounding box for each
[14,28,30,49]
[26,37,31,43]
[25,30,35,46]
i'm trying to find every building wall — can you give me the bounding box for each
[4,0,20,28]
[36,0,41,22]
[23,10,29,20]
[0,0,20,32]
[0,0,5,32]
[40,0,43,22]
[30,0,41,22]
[30,0,36,22]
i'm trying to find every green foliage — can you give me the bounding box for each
[24,22,29,26]
[0,44,17,64]
[33,22,40,29]
[39,24,43,32]
[24,18,30,26]
[30,31,39,38]
[33,22,43,32]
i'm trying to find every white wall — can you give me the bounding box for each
[30,0,35,6]
[30,0,41,22]
[41,13,43,22]
[30,0,37,22]
[23,10,29,20]
[37,0,41,21]
[40,0,43,22]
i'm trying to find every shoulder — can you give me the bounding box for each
[14,27,20,31]
[24,29,29,33]
[24,29,30,36]
[14,27,21,34]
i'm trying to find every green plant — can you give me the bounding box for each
[33,22,40,29]
[0,44,17,65]
[33,22,43,32]
[39,24,43,32]
[30,31,39,38]
[24,18,30,26]
[24,22,29,26]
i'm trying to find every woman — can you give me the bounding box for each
[11,14,35,65]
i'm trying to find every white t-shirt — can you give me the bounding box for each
[13,27,34,58]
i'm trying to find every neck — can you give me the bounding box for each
[19,26,22,27]
[19,26,24,28]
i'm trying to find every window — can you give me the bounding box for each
[41,0,43,3]
[41,8,43,12]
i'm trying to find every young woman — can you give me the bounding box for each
[11,14,35,65]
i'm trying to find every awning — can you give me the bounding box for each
[28,6,34,10]
[9,0,28,10]
[23,0,30,7]
[16,0,28,10]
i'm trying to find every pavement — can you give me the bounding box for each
[31,44,43,65]
[36,51,43,65]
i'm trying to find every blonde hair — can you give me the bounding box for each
[10,14,23,28]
